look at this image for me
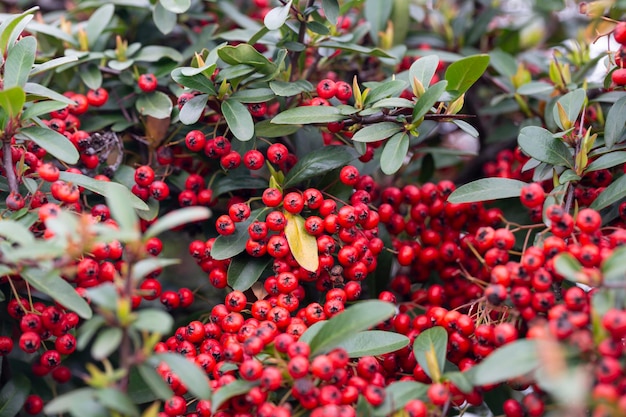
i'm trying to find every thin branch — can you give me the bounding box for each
[2,136,18,194]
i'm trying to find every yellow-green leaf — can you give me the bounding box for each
[284,212,319,272]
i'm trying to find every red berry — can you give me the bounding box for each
[86,87,109,107]
[317,79,337,99]
[612,68,626,86]
[335,81,352,101]
[615,21,626,44]
[138,73,158,92]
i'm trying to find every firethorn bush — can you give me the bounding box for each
[2,1,626,416]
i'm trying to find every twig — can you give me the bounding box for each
[2,136,18,193]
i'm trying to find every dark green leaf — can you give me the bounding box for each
[145,206,211,239]
[218,44,277,74]
[602,246,626,285]
[4,36,36,88]
[255,120,300,137]
[264,0,292,30]
[586,152,626,172]
[95,388,139,417]
[489,49,517,77]
[228,255,270,291]
[364,80,408,105]
[380,132,408,175]
[222,99,254,141]
[518,126,574,168]
[444,54,490,98]
[230,88,275,103]
[552,88,586,130]
[317,41,393,58]
[269,80,313,97]
[283,145,357,188]
[308,300,397,355]
[133,309,174,334]
[412,80,447,121]
[86,4,114,47]
[59,172,149,211]
[179,94,208,125]
[136,364,173,401]
[271,105,345,125]
[409,55,440,88]
[373,381,428,416]
[0,374,31,417]
[0,86,25,121]
[604,95,626,149]
[153,2,177,35]
[80,64,102,90]
[413,326,448,380]
[447,178,528,203]
[211,380,256,413]
[335,330,409,357]
[22,268,92,319]
[467,339,539,386]
[590,172,626,211]
[171,68,216,94]
[136,91,172,119]
[18,126,79,164]
[364,0,392,43]
[212,174,268,196]
[160,0,191,13]
[155,353,212,400]
[91,327,123,360]
[322,0,340,23]
[352,122,402,143]
[211,208,270,260]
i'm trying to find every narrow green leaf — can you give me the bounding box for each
[86,4,114,47]
[222,99,254,141]
[264,0,292,30]
[552,88,586,130]
[228,255,270,291]
[586,152,626,172]
[58,172,149,211]
[255,119,300,137]
[554,253,585,283]
[283,145,357,188]
[212,174,268,196]
[218,44,277,74]
[453,119,479,137]
[271,105,345,125]
[211,208,270,260]
[373,381,428,416]
[211,380,256,413]
[155,353,212,400]
[131,258,180,282]
[44,388,95,415]
[409,55,439,88]
[284,212,319,272]
[0,219,34,246]
[518,126,574,168]
[136,91,172,119]
[604,95,626,149]
[85,283,118,311]
[30,56,78,77]
[137,365,173,401]
[318,41,393,58]
[335,330,409,357]
[352,122,402,143]
[0,7,36,55]
[22,100,67,120]
[17,126,79,164]
[160,0,191,13]
[0,374,31,417]
[4,36,36,88]
[134,45,183,63]
[91,327,123,360]
[322,0,340,23]
[133,309,174,334]
[601,246,626,285]
[269,80,313,97]
[517,81,555,95]
[95,388,139,417]
[467,339,539,386]
[145,206,211,239]
[24,82,76,105]
[79,63,102,90]
[171,68,216,94]
[413,326,448,380]
[364,80,407,105]
[489,49,517,77]
[179,94,208,125]
[106,183,140,238]
[77,316,106,350]
[412,80,447,121]
[447,178,528,203]
[22,268,92,319]
[308,300,397,355]
[229,88,275,103]
[0,86,25,120]
[590,172,626,211]
[444,54,490,98]
[364,0,392,43]
[380,133,408,175]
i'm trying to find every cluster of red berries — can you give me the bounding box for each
[612,21,626,85]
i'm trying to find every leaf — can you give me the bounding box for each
[211,208,270,260]
[0,374,31,417]
[590,172,626,211]
[517,81,556,95]
[91,327,123,360]
[21,268,92,319]
[269,80,313,97]
[59,172,149,212]
[131,258,180,282]
[154,353,212,400]
[264,0,292,30]
[413,326,448,381]
[352,122,402,143]
[212,174,268,196]
[283,145,357,188]
[218,44,277,74]
[136,91,172,119]
[271,105,345,125]
[228,255,271,291]
[364,0,392,43]
[160,0,191,13]
[211,380,256,413]
[335,330,409,357]
[453,119,479,137]
[171,69,216,94]
[364,80,407,105]
[86,283,118,311]
[373,381,428,416]
[444,54,490,98]
[222,99,254,141]
[80,63,103,90]
[179,94,208,125]
[518,126,574,168]
[447,178,528,203]
[489,49,517,77]
[17,126,79,164]
[412,80,447,121]
[86,4,114,47]
[322,0,340,23]
[24,82,76,105]
[44,388,95,415]
[380,133,408,175]
[106,183,140,238]
[0,219,34,246]
[0,7,36,55]
[604,95,626,149]
[22,100,67,120]
[255,120,300,137]
[587,152,626,172]
[230,88,276,103]
[601,246,626,285]
[445,371,474,393]
[308,300,397,355]
[133,309,174,334]
[137,365,173,401]
[467,339,539,386]
[0,86,25,120]
[95,388,139,417]
[372,98,414,109]
[318,41,393,58]
[77,316,106,350]
[552,88,586,130]
[284,212,319,272]
[134,45,183,63]
[409,55,440,88]
[145,206,211,239]
[4,36,36,88]
[298,321,326,345]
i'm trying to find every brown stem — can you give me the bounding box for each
[289,0,315,81]
[2,138,18,194]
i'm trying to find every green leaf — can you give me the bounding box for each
[447,178,528,203]
[0,219,34,246]
[80,64,103,90]
[228,255,270,291]
[412,80,447,121]
[86,4,114,47]
[24,82,76,105]
[413,326,448,380]
[59,172,149,211]
[352,122,402,143]
[590,172,626,211]
[95,388,139,417]
[553,88,586,130]
[264,0,292,30]
[133,309,174,334]
[211,380,256,413]
[318,41,393,58]
[453,119,479,137]
[22,268,92,319]
[4,36,36,88]
[222,99,254,141]
[604,95,626,149]
[373,381,428,416]
[335,330,409,357]
[160,0,190,13]
[145,206,211,239]
[17,126,79,164]
[283,145,357,188]
[322,0,340,23]
[179,94,208,125]
[284,212,319,272]
[171,73,215,96]
[489,48,517,77]
[106,183,140,238]
[131,258,180,283]
[218,44,277,74]
[364,80,407,105]
[44,388,96,415]
[308,300,397,355]
[0,86,25,121]
[516,81,554,96]
[586,152,626,172]
[468,339,540,386]
[211,208,270,260]
[601,246,626,285]
[86,283,118,311]
[92,327,123,360]
[372,97,414,109]
[271,105,345,125]
[136,364,173,401]
[269,80,313,97]
[445,371,474,393]
[0,7,36,55]
[212,174,268,196]
[518,126,574,168]
[230,88,276,103]
[155,353,212,400]
[136,91,172,119]
[0,374,31,417]
[380,133,408,175]
[22,100,67,120]
[364,0,392,43]
[77,316,106,350]
[255,119,300,137]
[444,54,490,98]
[134,45,183,62]
[409,55,440,88]
[298,320,326,346]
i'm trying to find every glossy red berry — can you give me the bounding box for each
[138,73,158,92]
[317,79,337,99]
[335,81,352,101]
[86,87,109,107]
